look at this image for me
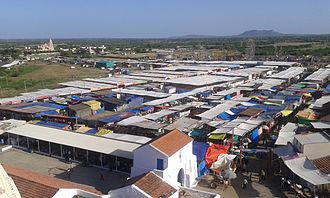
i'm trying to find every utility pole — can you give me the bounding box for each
[245,39,256,61]
[24,80,27,92]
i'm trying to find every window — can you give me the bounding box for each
[39,140,49,154]
[88,151,101,166]
[157,158,164,170]
[50,142,62,157]
[18,136,28,148]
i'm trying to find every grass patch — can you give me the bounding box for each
[0,63,107,98]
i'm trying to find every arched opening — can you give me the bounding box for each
[177,168,184,186]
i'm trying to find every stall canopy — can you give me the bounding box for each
[143,109,176,121]
[275,122,298,145]
[208,134,226,141]
[164,117,200,132]
[210,154,237,170]
[284,156,330,185]
[193,141,209,162]
[205,144,229,167]
[273,144,297,158]
[197,101,241,120]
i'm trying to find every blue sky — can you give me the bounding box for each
[1,0,329,38]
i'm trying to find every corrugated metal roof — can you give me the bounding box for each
[113,88,170,98]
[7,124,143,159]
[284,156,330,185]
[164,75,240,86]
[143,109,176,121]
[197,101,240,120]
[304,68,330,81]
[294,132,330,145]
[117,116,148,126]
[269,67,305,80]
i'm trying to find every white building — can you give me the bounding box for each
[131,129,198,188]
[109,171,178,198]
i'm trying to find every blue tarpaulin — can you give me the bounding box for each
[285,95,301,102]
[253,104,285,112]
[198,161,209,177]
[230,106,246,114]
[35,110,59,118]
[85,128,98,135]
[126,109,140,114]
[250,128,259,143]
[35,121,68,129]
[98,112,134,123]
[104,94,114,98]
[71,95,81,100]
[200,91,211,97]
[217,112,236,120]
[176,88,191,94]
[15,102,66,110]
[326,85,330,93]
[225,95,231,100]
[216,106,245,120]
[141,106,153,111]
[193,141,209,162]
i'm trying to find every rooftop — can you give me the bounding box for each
[164,75,240,86]
[7,123,143,159]
[312,155,330,175]
[149,129,193,157]
[3,164,102,198]
[294,132,330,146]
[126,172,177,198]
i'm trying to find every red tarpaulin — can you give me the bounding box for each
[205,144,229,167]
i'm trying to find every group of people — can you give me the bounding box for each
[241,169,266,189]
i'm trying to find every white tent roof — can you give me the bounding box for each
[284,156,330,185]
[197,101,240,120]
[84,77,145,86]
[304,68,330,82]
[7,124,142,159]
[211,118,263,137]
[164,75,240,86]
[117,116,147,126]
[269,67,305,80]
[59,81,115,90]
[143,109,176,121]
[113,88,170,98]
[311,122,330,129]
[275,123,298,145]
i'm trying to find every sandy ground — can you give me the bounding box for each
[0,148,128,193]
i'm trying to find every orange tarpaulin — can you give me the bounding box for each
[205,144,229,168]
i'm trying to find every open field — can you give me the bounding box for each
[0,63,108,98]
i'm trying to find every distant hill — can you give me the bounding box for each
[168,34,219,39]
[237,30,285,37]
[168,30,288,39]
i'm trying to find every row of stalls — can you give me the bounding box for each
[0,63,324,183]
[271,67,330,197]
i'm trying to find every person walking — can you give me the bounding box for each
[242,179,248,189]
[248,171,253,182]
[66,168,71,179]
[261,169,266,181]
[281,177,286,189]
[224,180,229,192]
[100,172,105,181]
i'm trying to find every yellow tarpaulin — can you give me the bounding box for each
[83,100,101,111]
[303,93,312,97]
[209,134,226,140]
[96,128,113,136]
[281,109,293,117]
[76,126,92,133]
